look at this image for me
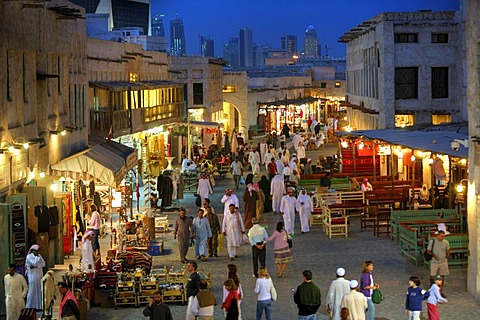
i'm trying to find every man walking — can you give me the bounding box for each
[293,270,322,320]
[201,198,215,214]
[249,148,261,176]
[326,268,350,320]
[186,262,201,320]
[197,172,213,204]
[174,208,193,263]
[190,281,217,320]
[427,227,450,297]
[248,218,268,278]
[222,204,245,261]
[205,207,220,257]
[296,188,314,234]
[193,209,212,261]
[281,187,297,235]
[270,174,285,215]
[221,188,239,215]
[4,264,28,320]
[143,292,172,320]
[230,157,243,190]
[341,280,367,320]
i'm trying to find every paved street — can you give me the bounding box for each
[52,143,480,319]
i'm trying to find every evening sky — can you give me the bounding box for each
[153,0,459,57]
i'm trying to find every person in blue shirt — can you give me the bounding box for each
[405,276,429,320]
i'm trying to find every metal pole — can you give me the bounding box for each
[372,140,377,181]
[187,103,191,160]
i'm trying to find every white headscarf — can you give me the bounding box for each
[28,244,40,254]
[83,230,95,242]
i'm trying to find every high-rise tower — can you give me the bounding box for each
[200,36,214,57]
[151,14,165,37]
[304,25,319,57]
[223,37,239,67]
[170,18,186,56]
[281,35,298,55]
[239,27,253,67]
[70,0,150,35]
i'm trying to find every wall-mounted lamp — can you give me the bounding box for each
[50,128,67,136]
[39,171,46,178]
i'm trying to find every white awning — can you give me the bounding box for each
[51,141,137,187]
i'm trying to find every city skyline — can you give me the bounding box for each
[153,0,459,57]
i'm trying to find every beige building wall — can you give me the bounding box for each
[465,0,480,299]
[222,72,249,137]
[0,0,88,194]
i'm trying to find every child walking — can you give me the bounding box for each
[426,275,448,320]
[405,276,429,320]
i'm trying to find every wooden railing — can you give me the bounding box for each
[90,109,131,135]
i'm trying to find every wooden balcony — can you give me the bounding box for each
[90,103,184,137]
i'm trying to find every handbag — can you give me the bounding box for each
[424,238,435,262]
[372,288,384,304]
[270,279,277,301]
[195,194,201,207]
[285,230,293,248]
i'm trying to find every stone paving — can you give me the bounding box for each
[51,143,480,319]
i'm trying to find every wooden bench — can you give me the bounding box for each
[309,207,324,227]
[399,224,425,266]
[361,205,377,232]
[328,191,365,216]
[422,233,469,267]
[390,208,458,242]
[322,205,348,238]
[364,189,408,209]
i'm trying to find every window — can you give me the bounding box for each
[193,83,203,105]
[432,114,451,125]
[395,115,414,128]
[23,53,27,103]
[223,85,237,93]
[334,82,341,88]
[395,67,418,99]
[431,67,448,99]
[394,33,418,43]
[320,82,327,88]
[6,51,11,100]
[431,33,448,43]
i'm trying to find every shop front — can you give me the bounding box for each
[257,96,323,133]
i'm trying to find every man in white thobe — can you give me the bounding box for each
[4,264,28,320]
[197,172,213,204]
[263,149,274,171]
[270,174,285,215]
[297,142,306,160]
[327,268,351,320]
[181,154,194,173]
[82,230,95,273]
[341,280,367,320]
[221,188,239,215]
[280,187,297,235]
[296,188,314,233]
[275,157,284,176]
[222,204,245,260]
[249,149,261,176]
[292,132,302,151]
[259,140,268,165]
[193,209,212,261]
[26,244,46,310]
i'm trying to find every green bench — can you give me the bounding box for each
[399,224,425,266]
[298,177,351,192]
[422,234,469,267]
[390,208,458,242]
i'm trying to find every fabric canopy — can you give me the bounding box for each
[51,141,137,187]
[181,120,224,128]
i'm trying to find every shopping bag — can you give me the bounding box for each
[242,233,249,244]
[239,175,245,185]
[217,233,223,252]
[270,280,277,301]
[372,288,384,304]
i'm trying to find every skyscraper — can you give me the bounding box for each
[200,36,214,57]
[151,14,165,37]
[70,0,150,35]
[239,27,253,67]
[170,18,186,56]
[223,37,239,67]
[281,35,298,55]
[304,25,319,57]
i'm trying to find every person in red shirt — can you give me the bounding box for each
[267,158,277,182]
[222,279,239,319]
